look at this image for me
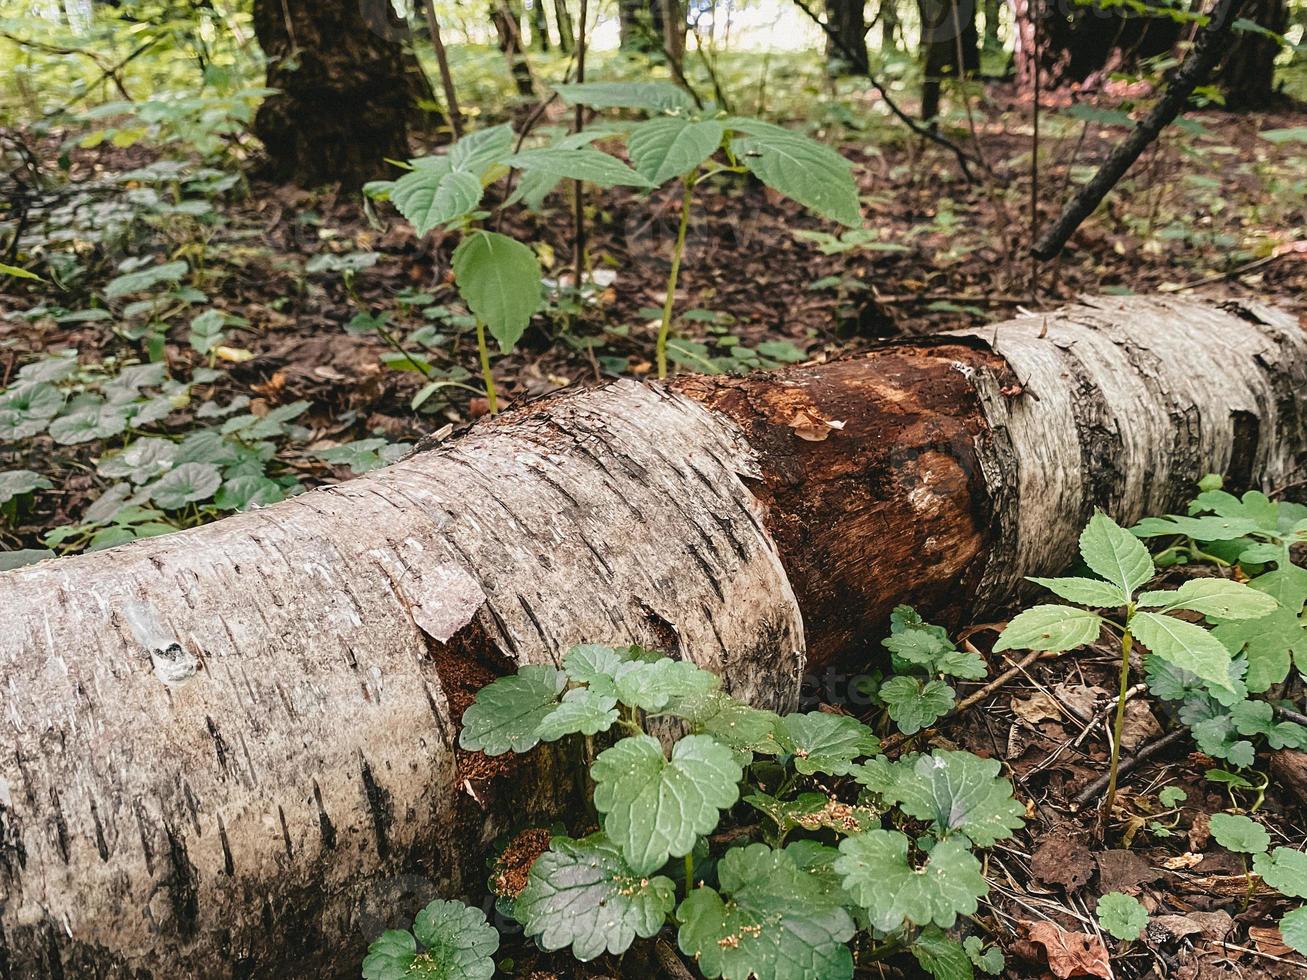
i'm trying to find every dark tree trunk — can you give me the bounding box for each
[554,0,574,52]
[1011,0,1181,90]
[982,0,1001,56]
[919,0,979,122]
[252,0,431,189]
[880,0,900,50]
[528,0,551,51]
[825,0,868,76]
[490,0,535,96]
[1215,0,1286,107]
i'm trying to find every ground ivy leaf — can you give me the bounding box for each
[612,657,720,712]
[912,925,974,980]
[533,688,619,742]
[993,605,1103,653]
[1278,907,1307,955]
[665,691,783,755]
[777,712,880,775]
[457,665,566,756]
[561,643,627,697]
[744,790,880,837]
[964,936,1004,974]
[1096,892,1149,941]
[836,830,986,932]
[591,733,741,874]
[1028,575,1127,608]
[1131,611,1234,692]
[1137,578,1279,620]
[362,929,418,980]
[1254,848,1307,898]
[677,843,855,980]
[405,900,498,979]
[1082,511,1155,594]
[889,751,1024,846]
[879,677,955,736]
[1209,812,1270,854]
[149,461,222,509]
[516,834,676,961]
[1212,607,1306,693]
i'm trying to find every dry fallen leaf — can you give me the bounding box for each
[1151,910,1232,943]
[1054,682,1107,721]
[1161,852,1203,870]
[1248,924,1294,957]
[1014,691,1064,724]
[1097,848,1164,895]
[1120,701,1162,750]
[1019,920,1112,979]
[1031,835,1096,892]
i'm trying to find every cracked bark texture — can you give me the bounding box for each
[1,296,1303,978]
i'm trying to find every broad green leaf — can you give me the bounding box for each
[1158,786,1187,808]
[1131,611,1234,691]
[1261,127,1307,144]
[628,117,724,185]
[612,657,720,712]
[1249,563,1307,613]
[448,123,514,176]
[533,687,619,742]
[562,644,627,696]
[883,628,953,666]
[0,262,43,281]
[1028,576,1127,608]
[1230,700,1307,750]
[1280,907,1307,954]
[743,790,880,837]
[1096,892,1148,941]
[1133,514,1263,541]
[1138,578,1278,619]
[214,474,284,511]
[1254,848,1307,898]
[105,260,188,299]
[553,80,694,111]
[458,665,566,756]
[733,131,861,227]
[1081,511,1155,594]
[665,691,782,755]
[451,230,542,351]
[1145,652,1246,706]
[362,929,417,980]
[933,649,988,680]
[1209,812,1270,854]
[777,712,880,775]
[1212,607,1307,693]
[879,677,955,735]
[912,926,974,980]
[49,401,129,445]
[889,751,1024,846]
[591,734,741,874]
[149,462,221,509]
[506,147,652,188]
[676,843,855,980]
[189,309,227,355]
[992,605,1103,653]
[517,834,675,961]
[392,168,484,235]
[1191,713,1255,767]
[836,831,987,931]
[0,469,51,504]
[964,936,1004,975]
[412,899,498,979]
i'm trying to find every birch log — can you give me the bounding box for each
[1,296,1304,978]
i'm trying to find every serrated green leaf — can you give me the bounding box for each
[448,123,514,176]
[993,605,1103,653]
[554,81,694,111]
[1138,578,1279,619]
[1028,576,1128,608]
[665,691,782,755]
[1096,892,1148,941]
[458,665,566,756]
[889,751,1024,846]
[1082,511,1155,594]
[1254,848,1307,898]
[964,936,1004,974]
[105,260,188,299]
[613,657,720,712]
[628,116,724,184]
[1279,907,1307,954]
[1210,812,1270,854]
[506,146,652,187]
[562,644,627,696]
[1191,712,1256,767]
[883,628,953,665]
[879,677,955,735]
[1230,699,1307,750]
[677,843,855,980]
[836,831,986,931]
[452,230,542,352]
[592,734,741,874]
[1158,786,1187,808]
[912,926,974,980]
[1145,653,1246,705]
[517,834,676,961]
[533,687,619,742]
[362,929,418,980]
[149,462,221,509]
[733,131,861,227]
[778,712,880,775]
[392,168,484,235]
[1131,611,1234,691]
[1212,607,1307,693]
[408,900,498,979]
[1249,563,1307,613]
[743,790,881,837]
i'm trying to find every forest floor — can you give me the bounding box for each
[3,83,1307,979]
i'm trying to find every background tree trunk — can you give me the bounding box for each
[527,0,551,51]
[880,0,900,50]
[825,0,869,76]
[1011,0,1182,90]
[920,0,978,121]
[2,297,1304,978]
[251,0,432,189]
[490,0,536,96]
[1215,0,1287,107]
[553,0,575,52]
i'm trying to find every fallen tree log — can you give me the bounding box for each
[1,296,1303,978]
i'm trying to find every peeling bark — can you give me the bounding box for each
[1,297,1304,977]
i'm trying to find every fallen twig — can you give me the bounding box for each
[1073,727,1189,805]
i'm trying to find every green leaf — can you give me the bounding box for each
[188,309,228,355]
[591,734,741,874]
[102,439,181,485]
[553,80,694,111]
[743,790,880,837]
[912,926,974,980]
[1028,576,1127,608]
[533,687,619,742]
[964,936,1004,975]
[1081,511,1155,594]
[0,262,43,281]
[1137,578,1279,619]
[1096,892,1149,941]
[992,605,1103,653]
[1209,812,1270,854]
[362,929,418,980]
[561,643,627,696]
[412,899,498,979]
[451,230,542,351]
[879,677,955,735]
[393,168,484,236]
[1133,514,1263,541]
[612,657,721,712]
[628,116,724,185]
[149,462,222,509]
[733,131,861,227]
[665,691,782,756]
[835,831,987,932]
[506,146,652,187]
[889,751,1025,846]
[1158,786,1187,808]
[1212,607,1307,693]
[1279,907,1307,954]
[1261,127,1307,144]
[457,665,566,756]
[1191,713,1255,767]
[1254,848,1307,898]
[105,260,188,299]
[1131,611,1234,692]
[0,469,52,504]
[49,401,129,445]
[676,843,855,980]
[448,123,514,176]
[1230,699,1307,750]
[517,834,676,961]
[777,712,880,775]
[1249,563,1307,613]
[214,474,285,512]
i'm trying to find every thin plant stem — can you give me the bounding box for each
[684,852,694,898]
[422,0,463,138]
[474,319,498,413]
[1102,619,1134,828]
[656,175,696,380]
[572,0,588,283]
